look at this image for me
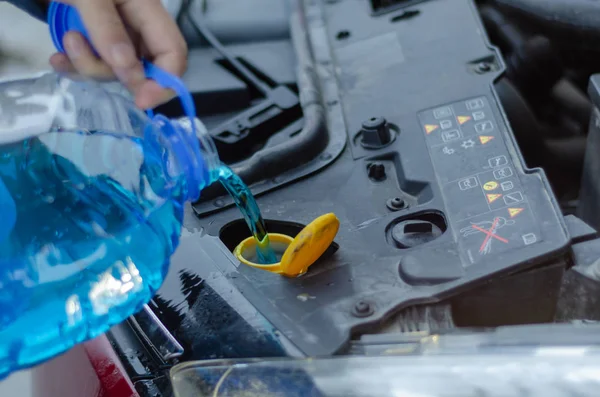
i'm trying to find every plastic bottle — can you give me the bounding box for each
[0,4,220,377]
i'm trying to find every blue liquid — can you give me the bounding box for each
[0,129,185,377]
[217,166,277,264]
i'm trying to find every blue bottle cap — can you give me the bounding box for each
[47,2,196,126]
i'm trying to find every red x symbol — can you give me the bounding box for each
[472,217,509,253]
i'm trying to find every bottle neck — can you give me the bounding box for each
[154,115,221,202]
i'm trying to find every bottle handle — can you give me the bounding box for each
[47,2,197,133]
[47,2,214,200]
[141,61,197,134]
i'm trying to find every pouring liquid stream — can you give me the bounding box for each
[217,166,277,264]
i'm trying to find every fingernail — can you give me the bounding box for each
[65,35,84,58]
[110,43,136,68]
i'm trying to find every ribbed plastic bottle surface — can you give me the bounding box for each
[0,128,186,373]
[0,73,217,377]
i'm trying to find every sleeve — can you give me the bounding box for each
[2,0,48,21]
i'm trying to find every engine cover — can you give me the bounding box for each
[123,0,571,362]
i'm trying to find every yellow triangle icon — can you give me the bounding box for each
[457,116,472,125]
[479,135,494,145]
[425,124,439,134]
[487,193,502,204]
[508,208,524,218]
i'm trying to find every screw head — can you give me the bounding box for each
[352,300,374,317]
[386,197,406,211]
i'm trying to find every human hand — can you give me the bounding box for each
[47,0,188,109]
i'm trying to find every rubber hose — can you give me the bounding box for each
[551,79,593,130]
[544,137,586,173]
[230,2,328,184]
[479,5,525,52]
[492,0,600,49]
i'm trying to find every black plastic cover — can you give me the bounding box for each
[145,0,570,359]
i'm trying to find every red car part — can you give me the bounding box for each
[32,335,138,397]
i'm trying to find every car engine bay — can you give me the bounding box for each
[102,0,600,394]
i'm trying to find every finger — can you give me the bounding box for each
[119,0,187,109]
[134,40,177,108]
[69,0,146,92]
[49,53,76,74]
[135,81,176,109]
[63,32,115,80]
[120,0,188,77]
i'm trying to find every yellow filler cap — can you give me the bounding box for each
[233,213,340,277]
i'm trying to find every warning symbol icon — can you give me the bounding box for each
[487,193,502,204]
[483,181,499,191]
[457,116,472,125]
[425,124,439,134]
[508,208,524,218]
[479,135,494,145]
